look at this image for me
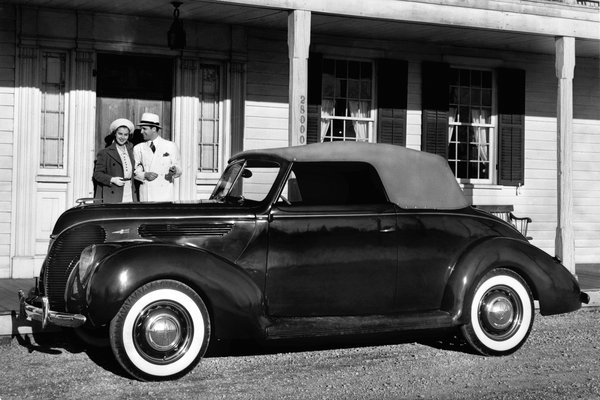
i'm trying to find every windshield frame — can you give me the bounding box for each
[210,158,287,208]
[210,160,246,201]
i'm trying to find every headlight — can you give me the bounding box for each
[79,245,97,284]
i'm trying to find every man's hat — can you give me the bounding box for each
[138,112,161,129]
[109,118,134,134]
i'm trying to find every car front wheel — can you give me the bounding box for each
[461,268,534,356]
[109,280,210,381]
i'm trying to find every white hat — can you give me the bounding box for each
[138,112,161,129]
[109,118,134,134]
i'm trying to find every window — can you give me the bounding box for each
[40,51,67,170]
[320,59,374,142]
[448,68,494,182]
[198,64,221,173]
[281,162,387,206]
[422,62,525,186]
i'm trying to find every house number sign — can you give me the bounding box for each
[298,95,306,144]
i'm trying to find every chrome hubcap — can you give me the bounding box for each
[478,286,522,340]
[133,301,193,364]
[143,309,182,351]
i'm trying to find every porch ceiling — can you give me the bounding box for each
[6,0,600,58]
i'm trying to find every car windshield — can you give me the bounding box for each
[210,159,281,204]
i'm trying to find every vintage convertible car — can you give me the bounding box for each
[19,141,588,381]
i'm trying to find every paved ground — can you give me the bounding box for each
[0,308,599,399]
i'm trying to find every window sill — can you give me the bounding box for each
[460,183,503,191]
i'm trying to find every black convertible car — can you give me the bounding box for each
[20,141,588,381]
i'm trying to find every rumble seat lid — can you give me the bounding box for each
[231,142,468,210]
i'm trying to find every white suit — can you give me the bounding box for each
[134,136,181,202]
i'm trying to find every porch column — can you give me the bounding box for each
[70,50,96,200]
[287,10,311,146]
[12,47,40,278]
[174,58,199,201]
[555,36,576,275]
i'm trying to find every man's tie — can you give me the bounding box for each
[150,141,156,153]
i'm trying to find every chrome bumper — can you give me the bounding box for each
[18,290,86,329]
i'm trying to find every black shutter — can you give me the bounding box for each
[497,68,526,186]
[307,53,322,144]
[421,61,450,158]
[377,59,407,146]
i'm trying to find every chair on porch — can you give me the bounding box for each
[474,204,533,240]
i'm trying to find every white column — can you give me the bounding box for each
[69,50,96,201]
[555,36,576,275]
[12,47,40,278]
[287,10,311,146]
[173,58,199,201]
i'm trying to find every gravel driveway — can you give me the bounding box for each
[1,308,599,400]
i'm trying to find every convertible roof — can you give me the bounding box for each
[231,142,468,210]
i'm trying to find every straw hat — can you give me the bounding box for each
[137,112,161,129]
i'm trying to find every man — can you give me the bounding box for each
[133,112,182,202]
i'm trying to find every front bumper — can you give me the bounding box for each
[18,290,86,329]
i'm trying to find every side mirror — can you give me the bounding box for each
[241,169,253,178]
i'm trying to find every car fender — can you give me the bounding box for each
[81,243,266,339]
[441,236,582,324]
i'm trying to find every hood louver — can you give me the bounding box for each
[138,223,233,238]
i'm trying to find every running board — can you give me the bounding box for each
[265,311,455,340]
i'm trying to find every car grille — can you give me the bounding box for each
[139,223,233,238]
[44,224,106,311]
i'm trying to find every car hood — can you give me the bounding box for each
[51,200,256,236]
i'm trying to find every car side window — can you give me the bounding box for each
[280,162,388,206]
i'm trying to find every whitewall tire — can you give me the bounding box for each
[461,268,534,356]
[109,280,210,381]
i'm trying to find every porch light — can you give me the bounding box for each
[167,1,186,50]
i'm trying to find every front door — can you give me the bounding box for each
[95,53,173,153]
[266,203,398,317]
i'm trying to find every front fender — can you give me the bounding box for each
[80,243,266,339]
[441,237,582,324]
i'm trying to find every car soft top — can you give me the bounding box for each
[230,142,468,210]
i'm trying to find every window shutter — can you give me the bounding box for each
[497,68,526,186]
[421,61,450,158]
[307,53,322,144]
[377,59,407,146]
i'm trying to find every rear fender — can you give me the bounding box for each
[81,243,266,339]
[441,237,581,324]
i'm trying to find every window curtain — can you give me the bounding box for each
[471,109,489,162]
[448,107,457,142]
[320,99,334,141]
[349,100,369,141]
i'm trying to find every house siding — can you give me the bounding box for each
[573,58,600,263]
[1,3,599,278]
[0,5,15,278]
[245,30,289,151]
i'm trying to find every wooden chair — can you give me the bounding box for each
[474,204,532,240]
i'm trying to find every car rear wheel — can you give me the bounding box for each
[461,268,534,356]
[109,280,210,381]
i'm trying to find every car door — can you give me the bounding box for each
[266,203,398,317]
[264,161,398,317]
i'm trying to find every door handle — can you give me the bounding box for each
[379,226,396,233]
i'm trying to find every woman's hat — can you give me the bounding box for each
[109,118,135,134]
[137,112,161,129]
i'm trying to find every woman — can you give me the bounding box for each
[93,118,137,203]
